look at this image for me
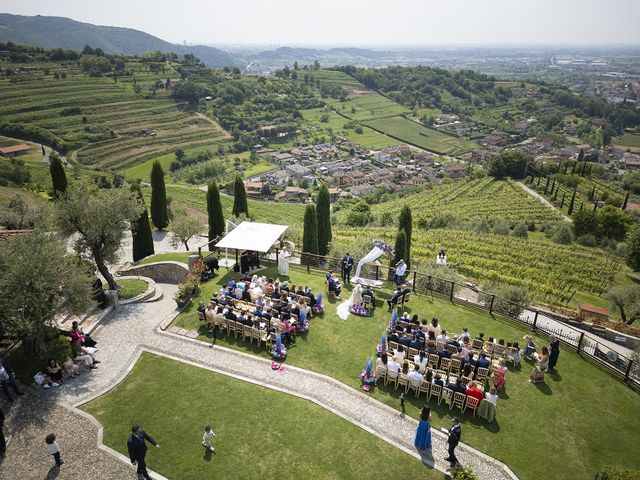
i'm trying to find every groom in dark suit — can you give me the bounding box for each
[444,417,462,468]
[342,253,354,284]
[128,425,160,480]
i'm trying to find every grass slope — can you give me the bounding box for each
[81,353,438,480]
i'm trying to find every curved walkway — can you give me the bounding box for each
[2,283,516,480]
[516,181,572,222]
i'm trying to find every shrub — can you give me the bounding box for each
[597,466,640,480]
[493,220,510,236]
[552,223,574,244]
[451,465,479,480]
[512,222,528,239]
[474,218,490,234]
[493,284,529,318]
[576,234,597,247]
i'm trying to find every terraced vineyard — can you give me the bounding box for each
[332,226,625,299]
[337,178,562,226]
[0,67,228,170]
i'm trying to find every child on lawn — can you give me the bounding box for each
[202,425,216,453]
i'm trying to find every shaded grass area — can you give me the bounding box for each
[7,336,71,385]
[113,278,149,300]
[150,256,640,480]
[81,353,441,480]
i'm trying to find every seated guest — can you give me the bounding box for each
[394,345,407,362]
[197,301,206,315]
[304,287,316,306]
[426,341,437,355]
[352,282,363,306]
[71,339,97,369]
[387,331,400,343]
[410,335,424,351]
[430,317,441,332]
[376,352,389,370]
[466,381,484,402]
[424,369,434,383]
[327,274,342,299]
[448,377,467,395]
[401,361,410,375]
[362,286,375,304]
[457,327,470,343]
[420,319,430,333]
[485,386,499,405]
[387,356,401,375]
[47,359,64,385]
[529,347,549,384]
[475,332,485,344]
[386,287,403,311]
[437,345,452,360]
[427,331,436,342]
[476,353,490,369]
[433,373,444,387]
[410,314,420,326]
[452,347,465,363]
[494,339,506,356]
[447,337,460,348]
[436,330,448,343]
[414,351,428,372]
[224,309,237,321]
[407,364,423,386]
[460,341,472,362]
[398,334,412,348]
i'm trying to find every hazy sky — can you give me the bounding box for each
[3,0,640,46]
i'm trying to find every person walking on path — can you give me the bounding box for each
[45,433,63,466]
[444,417,461,469]
[0,361,25,402]
[547,335,560,372]
[342,253,354,285]
[201,425,216,453]
[127,425,160,480]
[414,406,432,450]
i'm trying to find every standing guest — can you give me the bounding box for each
[394,259,407,286]
[548,335,560,372]
[414,406,432,450]
[47,359,64,386]
[444,417,462,469]
[127,425,160,480]
[45,433,63,466]
[341,252,354,284]
[240,250,250,274]
[0,361,24,401]
[0,407,5,456]
[201,425,216,453]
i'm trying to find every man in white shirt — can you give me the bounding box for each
[387,357,401,375]
[407,365,423,387]
[436,332,449,343]
[394,259,407,286]
[457,328,470,343]
[414,353,428,372]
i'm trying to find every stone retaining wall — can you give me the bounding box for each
[119,261,188,284]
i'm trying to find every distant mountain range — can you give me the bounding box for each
[0,13,234,67]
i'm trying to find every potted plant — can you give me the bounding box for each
[174,274,200,308]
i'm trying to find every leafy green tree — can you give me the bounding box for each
[207,181,225,245]
[49,155,67,199]
[552,223,574,244]
[0,195,40,230]
[487,151,531,180]
[150,161,169,230]
[0,229,93,356]
[130,183,155,262]
[302,204,319,255]
[316,184,332,256]
[626,226,640,271]
[597,205,629,241]
[232,176,249,217]
[398,205,413,268]
[56,184,144,290]
[169,212,203,251]
[573,209,598,238]
[605,285,640,325]
[474,218,490,234]
[346,201,373,227]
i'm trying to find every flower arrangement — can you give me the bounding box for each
[376,334,387,356]
[296,310,309,333]
[374,240,394,256]
[312,292,324,314]
[359,357,378,391]
[173,274,200,305]
[271,334,287,360]
[386,309,398,333]
[349,304,372,316]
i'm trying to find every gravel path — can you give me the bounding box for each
[2,283,516,480]
[516,181,572,222]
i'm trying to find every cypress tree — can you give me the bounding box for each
[553,184,559,201]
[579,202,583,212]
[550,178,556,194]
[622,191,630,210]
[577,148,585,163]
[232,176,248,217]
[150,160,169,230]
[130,183,155,262]
[560,192,566,209]
[302,205,318,255]
[589,185,596,200]
[567,189,576,216]
[207,181,225,244]
[544,175,550,195]
[316,184,332,256]
[563,162,569,174]
[49,155,68,199]
[571,162,576,174]
[398,205,413,268]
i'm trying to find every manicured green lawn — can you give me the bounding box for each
[114,278,149,300]
[157,256,640,480]
[81,353,441,480]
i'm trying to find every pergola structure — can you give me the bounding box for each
[214,221,288,269]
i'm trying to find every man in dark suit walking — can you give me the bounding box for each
[341,253,354,284]
[127,425,160,480]
[444,417,461,468]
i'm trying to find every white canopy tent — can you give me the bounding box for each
[215,221,288,252]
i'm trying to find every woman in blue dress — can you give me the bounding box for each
[414,406,432,449]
